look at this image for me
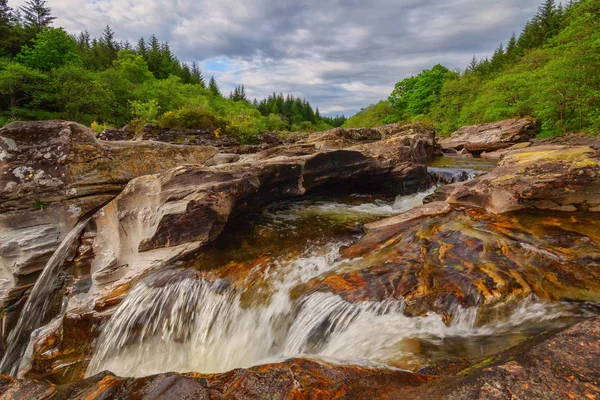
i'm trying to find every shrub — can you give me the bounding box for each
[157,107,226,131]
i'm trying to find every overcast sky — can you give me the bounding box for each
[11,0,541,115]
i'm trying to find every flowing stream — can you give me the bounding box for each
[84,165,594,377]
[0,218,91,376]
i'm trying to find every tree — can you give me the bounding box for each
[388,64,452,118]
[0,61,48,118]
[0,0,16,56]
[51,64,114,121]
[98,25,119,68]
[190,62,204,87]
[208,76,221,96]
[113,49,154,84]
[16,28,80,70]
[20,0,55,34]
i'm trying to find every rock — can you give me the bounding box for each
[480,142,532,160]
[401,316,600,399]
[97,128,135,141]
[1,358,435,399]
[0,121,217,213]
[306,127,382,149]
[304,204,600,321]
[440,119,537,153]
[203,153,241,166]
[0,121,217,344]
[16,134,429,382]
[86,138,427,290]
[431,145,600,214]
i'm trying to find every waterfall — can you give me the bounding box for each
[0,218,91,376]
[86,248,575,378]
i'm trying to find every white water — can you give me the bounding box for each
[263,186,437,226]
[0,218,91,376]
[87,243,576,378]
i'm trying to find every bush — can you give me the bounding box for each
[157,107,226,131]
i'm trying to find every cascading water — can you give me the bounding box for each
[85,184,589,377]
[0,218,91,376]
[87,251,582,378]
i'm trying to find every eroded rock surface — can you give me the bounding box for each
[428,145,600,214]
[440,119,536,153]
[1,358,435,399]
[302,204,600,322]
[0,121,217,346]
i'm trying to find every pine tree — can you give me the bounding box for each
[20,0,55,33]
[208,76,221,97]
[190,62,205,87]
[0,0,15,55]
[136,37,147,59]
[99,25,118,68]
[467,56,479,72]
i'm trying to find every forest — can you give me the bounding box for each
[0,0,345,142]
[1,0,598,140]
[344,0,600,137]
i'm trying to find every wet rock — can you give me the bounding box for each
[0,121,217,344]
[87,138,427,290]
[1,358,435,399]
[306,206,600,321]
[440,119,537,154]
[432,145,600,214]
[401,316,600,399]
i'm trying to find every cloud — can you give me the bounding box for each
[10,0,541,115]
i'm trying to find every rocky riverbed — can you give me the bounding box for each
[0,119,599,399]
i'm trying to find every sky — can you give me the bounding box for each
[11,0,542,116]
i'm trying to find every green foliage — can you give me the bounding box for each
[129,100,160,126]
[388,64,452,119]
[0,10,337,137]
[343,101,396,128]
[16,28,80,70]
[362,0,600,136]
[157,107,225,131]
[0,60,49,117]
[51,64,113,121]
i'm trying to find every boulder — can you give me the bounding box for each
[0,121,217,213]
[0,121,217,343]
[84,137,428,292]
[1,358,435,399]
[440,119,537,153]
[429,145,600,214]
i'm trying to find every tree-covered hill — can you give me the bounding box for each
[344,0,600,136]
[0,0,345,141]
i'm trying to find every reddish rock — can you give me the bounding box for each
[1,358,436,399]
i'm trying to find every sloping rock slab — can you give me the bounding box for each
[428,145,600,214]
[303,204,600,321]
[0,358,435,399]
[440,119,536,153]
